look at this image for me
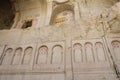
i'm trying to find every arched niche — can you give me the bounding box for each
[2,48,13,65]
[51,45,63,64]
[50,4,74,25]
[54,0,68,3]
[85,42,94,62]
[0,0,15,30]
[0,46,4,58]
[112,40,120,61]
[73,43,83,63]
[22,47,33,64]
[12,47,22,65]
[37,46,48,64]
[95,42,106,61]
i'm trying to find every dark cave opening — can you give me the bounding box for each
[0,0,15,30]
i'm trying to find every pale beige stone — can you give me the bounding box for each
[0,0,120,80]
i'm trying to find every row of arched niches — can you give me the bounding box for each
[0,39,120,72]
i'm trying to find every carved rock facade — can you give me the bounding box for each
[0,0,120,80]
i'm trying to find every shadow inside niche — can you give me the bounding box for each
[0,0,15,30]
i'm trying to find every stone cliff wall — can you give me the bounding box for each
[0,0,120,80]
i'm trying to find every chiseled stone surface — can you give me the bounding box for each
[0,0,120,80]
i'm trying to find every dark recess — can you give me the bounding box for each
[0,0,15,30]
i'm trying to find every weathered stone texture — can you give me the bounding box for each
[0,0,120,80]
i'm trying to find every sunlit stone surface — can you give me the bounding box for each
[0,0,120,80]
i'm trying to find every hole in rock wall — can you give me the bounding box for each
[22,20,32,29]
[0,0,15,30]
